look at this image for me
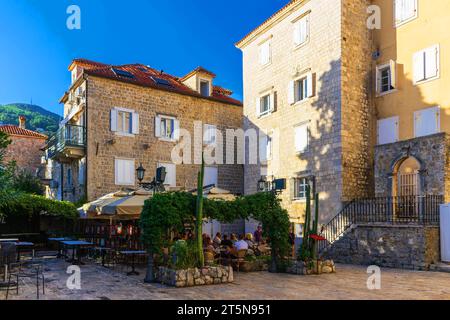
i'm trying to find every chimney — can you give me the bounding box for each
[19,116,26,129]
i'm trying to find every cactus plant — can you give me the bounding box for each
[195,153,205,267]
[299,184,320,261]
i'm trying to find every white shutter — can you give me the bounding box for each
[390,60,397,89]
[306,72,314,97]
[256,97,261,116]
[377,117,399,145]
[269,93,275,112]
[132,112,139,135]
[394,0,403,25]
[425,45,439,79]
[204,166,218,187]
[415,107,440,138]
[259,134,268,162]
[295,124,309,153]
[403,0,416,20]
[293,21,301,45]
[173,119,180,140]
[155,115,161,137]
[111,109,118,132]
[288,81,295,104]
[300,16,308,43]
[375,67,381,94]
[115,159,135,185]
[413,51,425,83]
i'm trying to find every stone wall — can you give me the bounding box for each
[85,76,243,201]
[156,266,233,287]
[323,224,440,270]
[374,133,450,199]
[4,136,46,173]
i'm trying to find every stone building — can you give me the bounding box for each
[43,59,243,206]
[236,0,374,231]
[0,116,47,174]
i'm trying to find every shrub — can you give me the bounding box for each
[11,169,44,195]
[170,240,199,270]
[0,190,78,220]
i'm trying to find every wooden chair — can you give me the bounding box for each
[231,249,247,273]
[204,251,215,266]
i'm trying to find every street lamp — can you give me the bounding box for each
[136,163,146,183]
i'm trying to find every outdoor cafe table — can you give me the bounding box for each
[48,238,71,258]
[15,242,34,262]
[119,250,147,276]
[62,241,93,265]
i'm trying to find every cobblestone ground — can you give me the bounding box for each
[1,258,450,300]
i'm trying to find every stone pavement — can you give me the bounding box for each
[1,258,450,300]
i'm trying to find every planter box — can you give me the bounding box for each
[286,259,336,275]
[156,266,233,287]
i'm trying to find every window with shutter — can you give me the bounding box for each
[115,158,135,186]
[258,94,271,116]
[259,133,272,163]
[414,106,440,138]
[394,0,417,27]
[259,41,271,66]
[295,123,309,154]
[157,115,178,141]
[376,62,396,95]
[377,117,399,145]
[111,107,138,135]
[414,45,439,84]
[293,14,310,47]
[204,124,217,145]
[158,163,176,187]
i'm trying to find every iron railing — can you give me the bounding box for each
[319,195,444,253]
[46,124,86,159]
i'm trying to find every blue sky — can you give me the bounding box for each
[0,0,288,116]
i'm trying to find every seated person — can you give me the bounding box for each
[221,234,233,248]
[213,232,222,248]
[234,234,249,252]
[230,234,238,244]
[245,233,255,247]
[254,225,263,244]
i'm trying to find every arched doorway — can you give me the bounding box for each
[392,156,422,220]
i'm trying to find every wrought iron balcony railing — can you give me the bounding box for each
[46,124,86,159]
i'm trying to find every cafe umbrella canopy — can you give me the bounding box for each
[78,186,236,220]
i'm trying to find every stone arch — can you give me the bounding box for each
[390,155,423,197]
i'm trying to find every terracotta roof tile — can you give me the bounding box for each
[74,60,242,107]
[0,125,47,139]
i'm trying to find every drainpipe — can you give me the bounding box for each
[84,77,88,201]
[61,163,64,201]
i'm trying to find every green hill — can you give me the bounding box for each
[0,103,62,136]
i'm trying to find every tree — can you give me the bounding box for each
[0,131,13,190]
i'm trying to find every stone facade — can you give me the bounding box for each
[323,224,440,270]
[85,76,243,201]
[238,0,374,225]
[2,135,46,174]
[156,266,233,287]
[375,133,450,200]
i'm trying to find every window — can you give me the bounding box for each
[394,0,417,27]
[203,124,217,145]
[200,80,210,96]
[67,168,72,187]
[256,93,273,116]
[115,158,135,186]
[78,158,86,185]
[293,178,308,200]
[294,123,309,153]
[288,72,314,104]
[110,108,139,135]
[204,166,218,187]
[158,162,176,187]
[259,41,271,66]
[377,117,399,145]
[414,106,440,138]
[155,115,180,141]
[259,133,272,163]
[413,45,440,84]
[293,14,310,47]
[376,61,396,95]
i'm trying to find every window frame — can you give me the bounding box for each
[394,0,418,28]
[199,79,211,97]
[377,116,399,145]
[259,93,271,116]
[293,177,309,201]
[376,62,396,96]
[203,124,217,145]
[295,76,308,103]
[159,115,176,140]
[413,106,441,138]
[293,13,310,48]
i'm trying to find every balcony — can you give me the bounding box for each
[47,124,86,161]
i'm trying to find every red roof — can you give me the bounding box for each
[72,59,242,107]
[0,125,47,139]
